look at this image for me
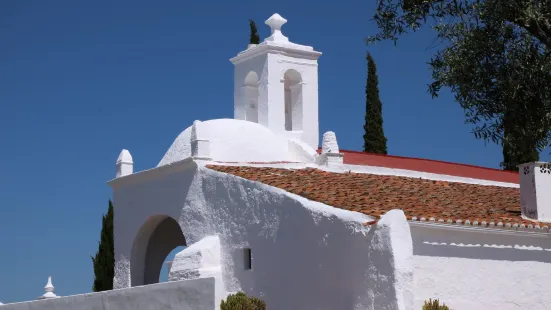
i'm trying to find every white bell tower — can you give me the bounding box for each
[230,13,322,150]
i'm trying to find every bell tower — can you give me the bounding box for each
[230,13,322,150]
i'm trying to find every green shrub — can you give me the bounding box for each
[422,299,450,310]
[220,292,266,310]
[249,296,266,309]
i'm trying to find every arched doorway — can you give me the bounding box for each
[130,215,186,286]
[283,69,303,131]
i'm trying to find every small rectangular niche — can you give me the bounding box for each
[244,248,252,270]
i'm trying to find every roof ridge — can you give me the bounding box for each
[335,149,519,175]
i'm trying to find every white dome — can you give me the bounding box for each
[158,119,317,166]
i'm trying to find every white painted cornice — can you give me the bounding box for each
[108,157,198,190]
[230,42,322,64]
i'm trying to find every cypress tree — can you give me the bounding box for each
[91,200,115,292]
[249,19,260,45]
[363,52,388,154]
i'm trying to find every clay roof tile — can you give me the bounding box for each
[206,165,546,228]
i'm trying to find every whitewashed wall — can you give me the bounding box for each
[110,160,412,310]
[1,278,215,310]
[411,223,551,309]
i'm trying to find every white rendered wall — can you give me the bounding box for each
[233,54,268,125]
[287,138,318,163]
[365,210,414,310]
[266,53,319,149]
[110,161,412,310]
[168,235,225,307]
[411,224,551,309]
[1,278,216,310]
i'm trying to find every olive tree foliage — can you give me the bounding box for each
[368,0,551,47]
[367,0,551,168]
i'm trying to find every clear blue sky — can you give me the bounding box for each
[1,0,549,304]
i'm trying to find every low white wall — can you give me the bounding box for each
[411,223,551,309]
[0,278,215,310]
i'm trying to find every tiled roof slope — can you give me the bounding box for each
[206,165,548,228]
[338,150,520,184]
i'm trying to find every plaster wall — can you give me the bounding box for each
[0,278,215,310]
[233,53,268,125]
[110,161,411,309]
[168,235,225,308]
[287,138,318,163]
[365,210,414,310]
[411,223,551,309]
[264,53,319,149]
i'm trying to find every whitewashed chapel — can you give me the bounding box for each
[3,13,551,310]
[109,13,413,310]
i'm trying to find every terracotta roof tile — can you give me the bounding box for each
[206,165,549,229]
[335,149,519,184]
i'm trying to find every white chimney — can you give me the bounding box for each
[519,162,551,222]
[116,149,133,178]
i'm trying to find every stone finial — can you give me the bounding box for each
[116,149,133,178]
[190,120,211,160]
[38,276,58,300]
[264,13,289,43]
[316,131,343,166]
[321,131,339,154]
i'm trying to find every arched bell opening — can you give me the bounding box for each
[283,69,303,131]
[243,71,260,123]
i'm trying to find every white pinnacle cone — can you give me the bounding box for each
[38,276,58,300]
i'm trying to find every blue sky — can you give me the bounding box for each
[1,0,549,303]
